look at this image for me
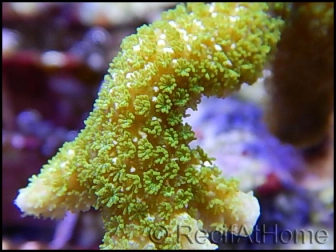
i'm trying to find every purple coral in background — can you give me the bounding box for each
[185,95,305,192]
[185,94,332,249]
[216,181,328,250]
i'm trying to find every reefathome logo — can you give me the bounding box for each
[148,224,329,246]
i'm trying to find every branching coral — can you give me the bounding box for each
[15,2,285,249]
[265,2,334,148]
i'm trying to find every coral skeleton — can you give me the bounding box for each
[15,2,291,249]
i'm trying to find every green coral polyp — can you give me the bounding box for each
[14,2,287,249]
[137,138,154,160]
[143,170,163,195]
[133,95,151,116]
[164,128,179,148]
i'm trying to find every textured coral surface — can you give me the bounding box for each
[14,2,284,249]
[9,2,334,250]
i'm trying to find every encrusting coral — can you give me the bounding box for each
[15,2,285,249]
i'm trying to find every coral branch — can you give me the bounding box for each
[15,2,285,249]
[265,2,334,147]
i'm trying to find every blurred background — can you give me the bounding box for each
[2,2,334,250]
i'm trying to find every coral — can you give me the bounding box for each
[265,2,334,148]
[218,180,334,250]
[14,2,285,249]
